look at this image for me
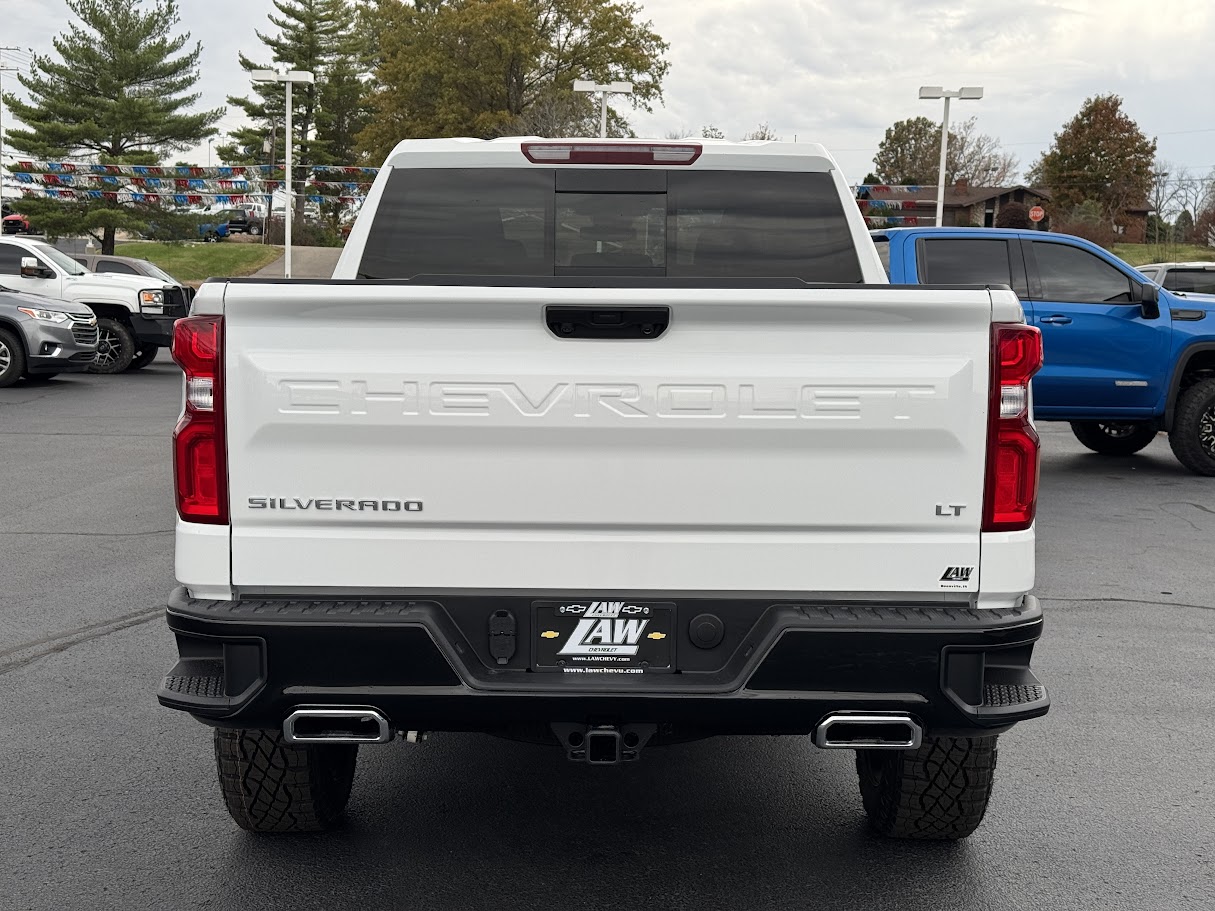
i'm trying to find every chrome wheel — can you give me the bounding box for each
[1096,422,1140,438]
[1201,405,1215,458]
[0,338,10,374]
[94,326,122,368]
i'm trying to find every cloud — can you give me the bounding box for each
[628,0,1215,180]
[3,0,1214,182]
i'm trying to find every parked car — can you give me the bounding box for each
[197,220,231,243]
[73,253,195,306]
[2,212,38,235]
[214,207,264,236]
[0,285,98,387]
[876,227,1215,474]
[0,236,189,373]
[1137,262,1215,296]
[161,138,1049,840]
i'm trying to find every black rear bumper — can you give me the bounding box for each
[158,587,1049,738]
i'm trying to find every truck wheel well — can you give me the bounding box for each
[1178,350,1215,395]
[0,317,29,356]
[84,303,132,325]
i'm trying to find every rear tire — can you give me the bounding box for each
[127,346,159,370]
[1168,378,1215,476]
[855,735,997,840]
[248,224,263,236]
[0,328,26,387]
[1070,420,1158,455]
[88,318,135,374]
[214,728,358,833]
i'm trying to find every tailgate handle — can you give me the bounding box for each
[546,306,669,339]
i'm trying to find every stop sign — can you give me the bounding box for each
[1029,205,1045,223]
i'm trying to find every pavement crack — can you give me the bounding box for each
[0,607,163,675]
[1160,500,1215,516]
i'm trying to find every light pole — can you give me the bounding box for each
[573,80,633,138]
[252,69,315,278]
[0,48,19,210]
[207,137,213,168]
[918,86,984,227]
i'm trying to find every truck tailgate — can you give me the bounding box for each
[222,283,993,596]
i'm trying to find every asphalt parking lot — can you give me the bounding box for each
[2,359,1213,911]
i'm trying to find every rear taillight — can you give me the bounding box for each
[521,142,702,165]
[172,316,227,524]
[983,324,1043,532]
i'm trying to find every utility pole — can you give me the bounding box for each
[0,47,21,210]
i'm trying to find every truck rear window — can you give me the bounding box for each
[358,168,863,283]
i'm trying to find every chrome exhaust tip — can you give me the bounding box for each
[283,707,393,744]
[813,712,922,750]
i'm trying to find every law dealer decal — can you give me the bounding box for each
[533,600,674,671]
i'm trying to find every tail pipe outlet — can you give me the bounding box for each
[813,712,923,750]
[283,707,393,744]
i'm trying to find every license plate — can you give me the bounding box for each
[533,600,674,672]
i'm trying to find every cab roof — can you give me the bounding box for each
[383,136,837,173]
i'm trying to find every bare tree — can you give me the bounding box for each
[951,118,1019,185]
[742,122,779,141]
[501,92,602,138]
[1149,160,1183,221]
[873,116,1017,186]
[1174,166,1215,224]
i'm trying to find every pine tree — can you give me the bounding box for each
[2,0,222,253]
[220,0,365,219]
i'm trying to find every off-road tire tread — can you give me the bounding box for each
[855,735,997,840]
[1069,420,1158,455]
[1168,378,1215,476]
[213,728,357,833]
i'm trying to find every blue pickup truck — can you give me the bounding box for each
[876,228,1215,475]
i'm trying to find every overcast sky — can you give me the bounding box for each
[3,0,1214,184]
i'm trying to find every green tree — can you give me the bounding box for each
[1174,208,1195,243]
[1027,95,1156,230]
[220,0,365,221]
[872,116,940,184]
[872,116,1017,186]
[358,0,669,161]
[2,0,222,252]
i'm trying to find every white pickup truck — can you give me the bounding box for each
[0,236,189,372]
[159,138,1049,840]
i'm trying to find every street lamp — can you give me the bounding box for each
[918,85,984,227]
[252,69,315,278]
[573,80,633,139]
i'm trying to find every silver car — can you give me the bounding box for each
[0,285,98,387]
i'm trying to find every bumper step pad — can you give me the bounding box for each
[984,682,1048,707]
